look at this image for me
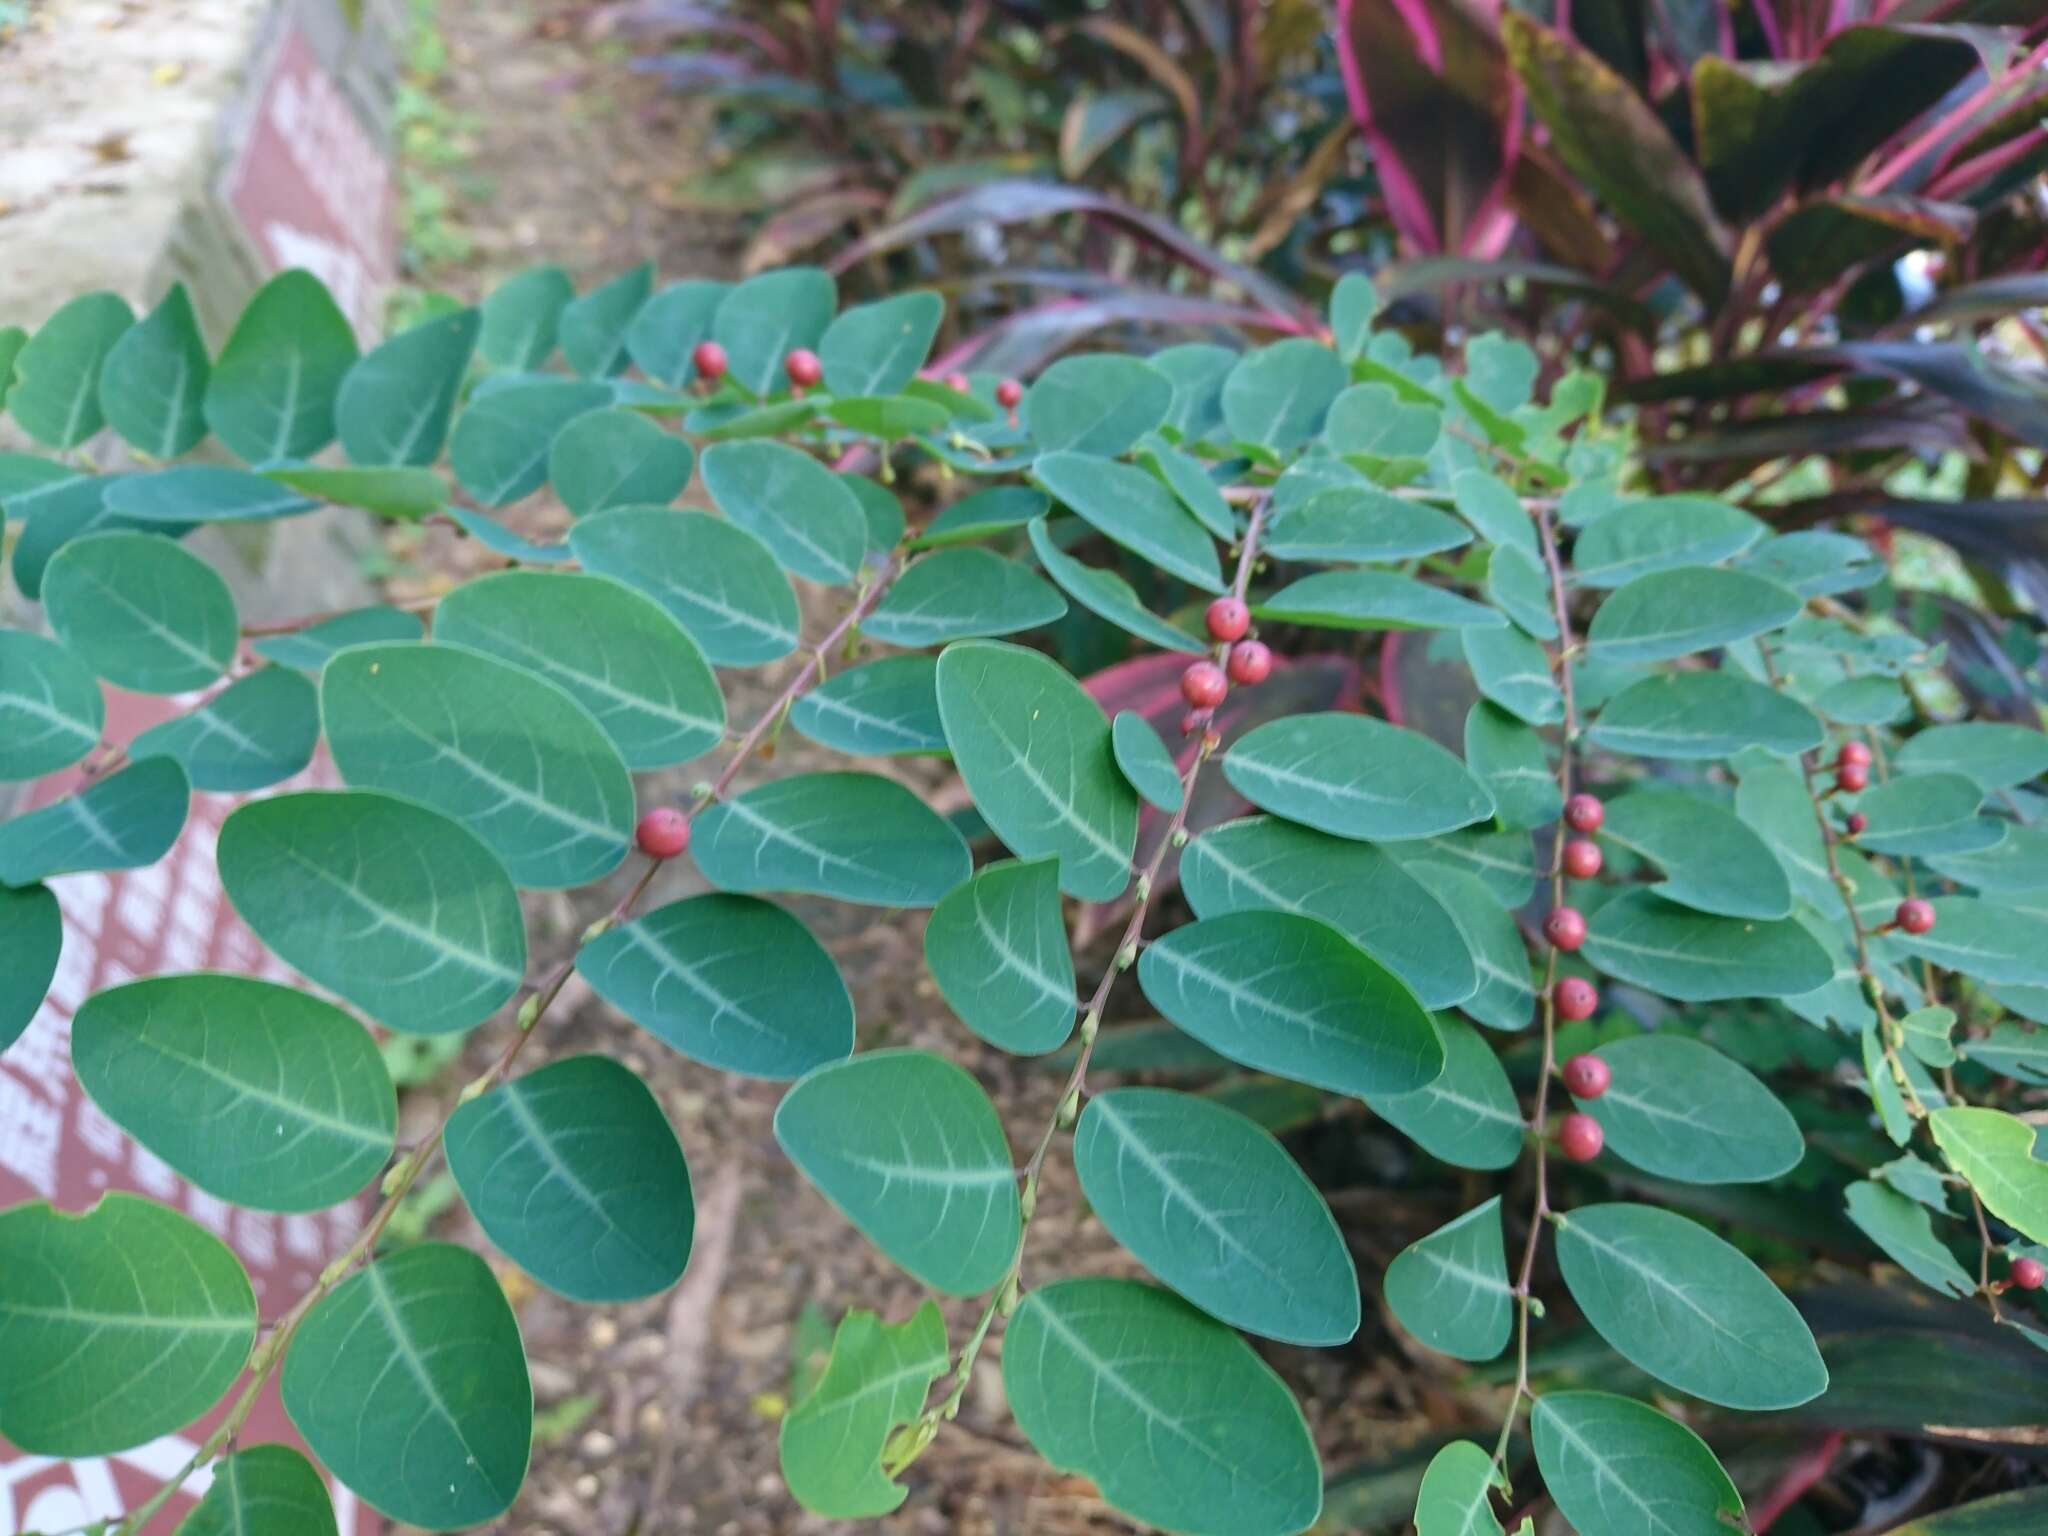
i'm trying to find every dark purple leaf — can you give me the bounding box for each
[1639,401,1975,466]
[1611,352,1840,406]
[1377,255,1656,332]
[939,292,1292,379]
[1824,340,2048,449]
[1765,194,1978,293]
[1905,273,2048,329]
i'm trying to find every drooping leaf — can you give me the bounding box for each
[1365,1012,1525,1171]
[203,272,357,463]
[693,771,970,907]
[252,605,424,672]
[1004,1278,1322,1536]
[0,629,104,781]
[1412,1441,1506,1536]
[779,1302,946,1519]
[1600,790,1792,919]
[1263,487,1470,563]
[1569,497,1766,588]
[1034,451,1225,593]
[576,893,853,1079]
[1225,713,1494,843]
[10,291,133,448]
[479,263,574,370]
[1575,1035,1804,1185]
[1409,864,1536,1033]
[701,439,868,586]
[1588,567,1803,664]
[42,530,236,693]
[1554,1202,1827,1409]
[0,756,189,886]
[1257,570,1505,633]
[1463,702,1561,830]
[435,569,725,770]
[282,1244,530,1530]
[1532,1391,1745,1536]
[1138,439,1237,540]
[0,883,60,1051]
[1384,1198,1512,1361]
[790,655,946,757]
[1076,1087,1359,1345]
[1583,889,1833,1001]
[1111,710,1184,811]
[1844,1181,1974,1299]
[219,791,526,1036]
[1140,911,1444,1096]
[1027,518,1208,654]
[447,1054,693,1302]
[1221,339,1348,451]
[72,975,394,1211]
[923,857,1075,1055]
[99,283,210,459]
[1588,671,1824,760]
[322,642,634,889]
[547,407,694,516]
[448,378,612,505]
[1452,470,1540,558]
[176,1444,339,1536]
[336,306,478,466]
[0,1194,254,1456]
[570,507,801,667]
[710,266,836,396]
[937,640,1138,901]
[130,666,319,791]
[558,262,653,377]
[1021,354,1174,456]
[1928,1108,2048,1246]
[864,547,1066,645]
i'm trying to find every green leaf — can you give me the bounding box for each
[1021,354,1173,456]
[1891,898,2048,987]
[177,1444,338,1536]
[1816,676,1909,726]
[1896,723,2048,793]
[1385,1198,1512,1361]
[1263,486,1470,563]
[912,485,1049,548]
[570,507,800,666]
[1588,671,1824,760]
[1576,1036,1804,1184]
[447,1054,692,1302]
[1330,273,1379,361]
[449,379,612,506]
[625,279,731,387]
[710,267,836,396]
[1257,570,1505,633]
[1587,567,1802,664]
[1076,1087,1358,1345]
[1221,338,1348,450]
[1181,815,1476,1009]
[1410,864,1536,1033]
[1570,497,1766,588]
[864,547,1066,645]
[577,893,853,1078]
[1152,343,1237,440]
[478,263,574,370]
[701,440,868,586]
[819,291,943,397]
[790,655,945,757]
[283,1243,530,1530]
[936,640,1138,901]
[435,569,724,770]
[1413,1441,1506,1536]
[1600,790,1791,919]
[1027,518,1207,654]
[1929,1108,2048,1246]
[1488,545,1559,640]
[10,291,133,448]
[1365,1013,1525,1171]
[7,475,157,603]
[102,465,317,524]
[263,464,447,520]
[694,771,970,907]
[0,629,104,781]
[779,1302,946,1519]
[129,666,318,791]
[1464,702,1561,831]
[547,407,694,516]
[1844,1181,1974,1299]
[1138,440,1238,540]
[1584,889,1833,1002]
[1466,335,1538,415]
[204,271,357,463]
[1851,773,1989,857]
[99,284,210,459]
[1737,530,1885,599]
[0,756,188,886]
[1140,911,1443,1095]
[1555,1202,1827,1409]
[841,471,905,551]
[777,1049,1019,1293]
[1111,711,1184,811]
[322,642,633,888]
[0,1194,254,1456]
[336,307,478,466]
[1004,1278,1321,1536]
[249,604,423,672]
[219,790,525,1035]
[1463,625,1564,725]
[1395,827,1539,907]
[1325,382,1442,457]
[1034,451,1225,593]
[1451,469,1539,558]
[1225,713,1494,843]
[43,530,236,693]
[558,262,653,376]
[1532,1392,1745,1536]
[923,857,1075,1054]
[0,882,60,1051]
[72,974,394,1211]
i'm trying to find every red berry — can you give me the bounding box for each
[1896,897,1936,935]
[1227,640,1273,686]
[1561,1052,1611,1099]
[691,340,728,381]
[1558,1112,1604,1162]
[995,378,1024,409]
[943,371,971,392]
[1836,761,1870,793]
[1206,596,1251,643]
[785,348,823,389]
[1544,906,1588,952]
[1564,794,1604,833]
[2013,1256,2046,1291]
[1845,812,1868,835]
[1180,661,1228,710]
[1839,740,1873,768]
[1562,838,1603,880]
[1554,976,1599,1021]
[636,807,691,860]
[1179,709,1203,737]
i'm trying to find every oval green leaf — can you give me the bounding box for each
[710,267,836,396]
[177,1444,339,1536]
[922,857,1075,1055]
[1364,1013,1525,1171]
[570,506,801,666]
[1111,710,1184,811]
[1225,713,1494,842]
[0,629,104,781]
[701,440,867,585]
[449,378,612,506]
[1588,671,1824,760]
[779,1302,946,1519]
[203,271,357,463]
[11,292,134,449]
[546,406,694,516]
[1026,517,1207,654]
[1385,1197,1512,1361]
[1221,338,1347,450]
[1,883,60,1051]
[1257,570,1505,633]
[1034,450,1225,593]
[1463,701,1561,831]
[819,290,943,397]
[1601,789,1792,919]
[1570,496,1766,587]
[1533,1391,1745,1536]
[130,666,319,791]
[1896,722,2048,793]
[1576,1035,1804,1184]
[790,654,946,757]
[1264,485,1471,564]
[1021,355,1173,456]
[251,604,423,673]
[335,306,478,467]
[1587,566,1802,663]
[1409,863,1536,1032]
[0,755,189,886]
[100,284,210,459]
[43,530,237,693]
[1584,889,1833,1001]
[693,771,970,907]
[864,547,1066,646]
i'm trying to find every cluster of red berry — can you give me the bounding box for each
[1176,597,1274,732]
[685,341,1027,421]
[1546,793,1608,1160]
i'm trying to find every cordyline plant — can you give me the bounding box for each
[2,259,2047,1536]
